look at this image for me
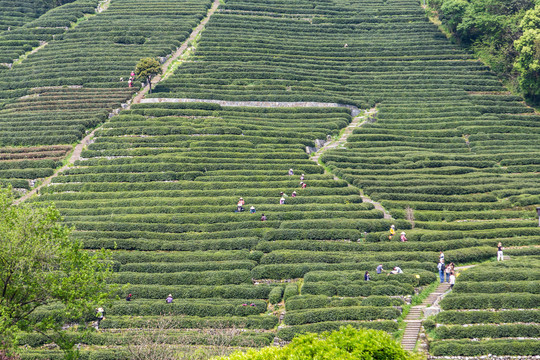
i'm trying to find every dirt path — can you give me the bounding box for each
[310,107,393,220]
[132,0,220,105]
[96,0,112,13]
[139,98,360,113]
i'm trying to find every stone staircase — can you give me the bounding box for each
[401,283,451,351]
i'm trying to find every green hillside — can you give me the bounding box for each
[0,0,538,359]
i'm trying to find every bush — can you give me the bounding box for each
[100,314,278,330]
[268,286,284,304]
[440,293,540,310]
[436,309,540,324]
[430,339,540,356]
[283,283,298,301]
[283,306,401,325]
[453,280,540,294]
[215,325,422,359]
[435,324,540,339]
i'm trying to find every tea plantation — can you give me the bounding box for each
[1,0,539,359]
[0,0,212,189]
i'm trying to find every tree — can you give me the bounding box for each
[213,325,425,360]
[439,0,469,33]
[135,58,162,94]
[0,187,115,357]
[514,5,540,100]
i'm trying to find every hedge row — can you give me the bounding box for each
[430,339,540,356]
[453,281,540,294]
[251,261,436,280]
[118,261,257,273]
[18,329,274,347]
[285,295,404,311]
[436,310,540,325]
[302,281,415,297]
[435,324,540,339]
[283,306,401,326]
[304,270,436,286]
[111,270,252,286]
[440,293,540,310]
[100,314,279,330]
[117,284,274,300]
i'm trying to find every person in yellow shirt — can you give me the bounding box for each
[389,224,395,239]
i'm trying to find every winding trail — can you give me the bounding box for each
[308,107,393,220]
[132,0,220,104]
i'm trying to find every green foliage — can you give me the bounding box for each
[277,321,399,341]
[440,0,469,33]
[514,26,540,98]
[135,58,162,93]
[440,293,540,309]
[268,286,284,305]
[0,187,115,353]
[430,339,540,356]
[435,323,540,339]
[214,325,423,360]
[436,309,540,324]
[428,0,539,98]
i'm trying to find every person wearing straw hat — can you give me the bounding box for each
[400,232,407,242]
[95,307,105,329]
[166,294,173,303]
[389,224,395,239]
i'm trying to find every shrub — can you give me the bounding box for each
[268,286,284,304]
[430,339,540,356]
[283,306,401,326]
[435,324,540,339]
[215,325,422,359]
[440,293,540,310]
[436,309,540,324]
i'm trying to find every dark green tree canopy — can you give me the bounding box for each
[135,58,162,93]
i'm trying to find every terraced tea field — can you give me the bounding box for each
[0,0,213,191]
[1,0,539,358]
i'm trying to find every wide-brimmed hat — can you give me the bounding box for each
[401,232,406,235]
[168,294,172,297]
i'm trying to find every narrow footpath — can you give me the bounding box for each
[401,263,482,351]
[309,107,393,220]
[132,0,220,104]
[402,282,451,351]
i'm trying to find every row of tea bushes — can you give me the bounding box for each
[429,259,540,356]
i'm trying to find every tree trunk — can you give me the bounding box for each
[148,76,152,93]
